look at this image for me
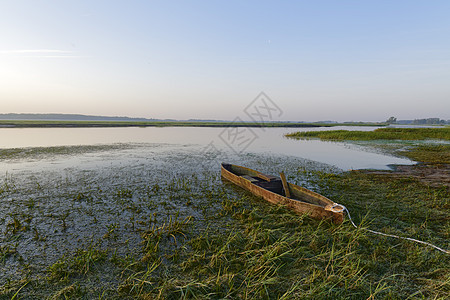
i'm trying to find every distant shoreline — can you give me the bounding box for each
[0,120,386,128]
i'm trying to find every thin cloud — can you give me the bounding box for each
[0,49,88,58]
[23,55,89,59]
[0,49,73,54]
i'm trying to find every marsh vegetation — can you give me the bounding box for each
[286,127,450,141]
[0,135,448,299]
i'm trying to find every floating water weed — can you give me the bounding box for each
[116,188,133,198]
[0,173,16,195]
[73,192,93,202]
[6,217,28,234]
[50,211,70,231]
[0,245,17,263]
[103,223,120,240]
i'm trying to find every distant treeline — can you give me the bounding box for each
[397,118,449,125]
[0,113,164,122]
[0,113,161,122]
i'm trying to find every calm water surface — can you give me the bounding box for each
[0,126,413,170]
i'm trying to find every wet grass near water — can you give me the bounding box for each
[0,147,449,299]
[0,144,139,162]
[286,127,450,141]
[398,144,450,164]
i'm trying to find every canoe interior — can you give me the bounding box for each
[222,163,333,208]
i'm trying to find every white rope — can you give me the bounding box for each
[341,205,449,254]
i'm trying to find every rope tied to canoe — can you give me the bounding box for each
[340,205,449,254]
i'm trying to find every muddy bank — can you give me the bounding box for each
[361,163,450,188]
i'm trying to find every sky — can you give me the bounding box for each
[0,1,449,122]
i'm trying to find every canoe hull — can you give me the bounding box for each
[221,163,344,224]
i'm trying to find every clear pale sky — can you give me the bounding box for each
[1,1,449,122]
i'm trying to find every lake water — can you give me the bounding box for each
[0,126,413,171]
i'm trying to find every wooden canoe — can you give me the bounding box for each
[221,163,344,224]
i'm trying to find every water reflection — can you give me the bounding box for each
[0,126,413,170]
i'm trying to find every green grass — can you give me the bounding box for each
[1,163,448,299]
[286,127,450,141]
[0,119,385,128]
[398,144,450,164]
[47,243,108,282]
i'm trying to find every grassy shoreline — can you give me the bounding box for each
[286,127,450,164]
[398,144,450,164]
[0,120,385,128]
[286,127,450,141]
